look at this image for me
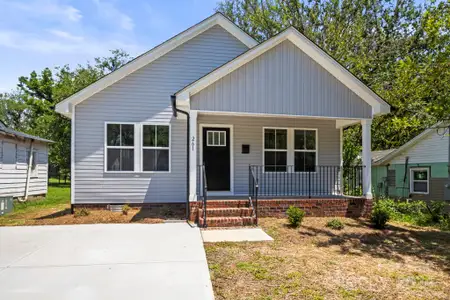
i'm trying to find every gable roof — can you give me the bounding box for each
[0,125,53,143]
[55,13,257,118]
[371,149,397,164]
[373,123,448,166]
[175,27,390,116]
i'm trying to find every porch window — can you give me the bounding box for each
[294,129,317,172]
[106,123,135,171]
[264,128,287,172]
[142,124,170,172]
[410,168,429,194]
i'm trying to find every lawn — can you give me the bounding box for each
[205,218,450,300]
[0,182,162,226]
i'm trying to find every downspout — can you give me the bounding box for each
[171,95,190,220]
[23,139,35,202]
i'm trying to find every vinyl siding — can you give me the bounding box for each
[197,115,340,195]
[191,40,372,119]
[74,25,249,204]
[0,136,49,198]
[389,131,449,164]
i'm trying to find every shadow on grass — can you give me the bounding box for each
[301,219,450,273]
[129,208,180,223]
[35,208,72,220]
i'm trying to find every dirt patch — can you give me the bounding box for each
[205,218,450,300]
[0,205,164,226]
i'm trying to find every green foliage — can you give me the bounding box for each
[217,0,450,165]
[122,204,131,215]
[326,219,345,230]
[75,208,90,217]
[286,206,305,228]
[371,201,391,229]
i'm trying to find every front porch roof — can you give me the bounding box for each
[175,27,390,116]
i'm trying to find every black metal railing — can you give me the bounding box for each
[249,165,364,198]
[198,165,208,228]
[248,166,259,225]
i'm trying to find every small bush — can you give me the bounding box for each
[286,206,305,228]
[75,208,89,217]
[122,204,131,215]
[326,219,345,230]
[371,201,391,229]
[428,201,446,223]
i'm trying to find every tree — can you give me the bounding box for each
[217,0,450,164]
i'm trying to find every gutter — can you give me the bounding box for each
[23,139,35,202]
[171,95,190,220]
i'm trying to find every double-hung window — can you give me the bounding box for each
[106,123,135,171]
[294,129,317,172]
[142,124,170,172]
[410,168,429,194]
[264,129,287,172]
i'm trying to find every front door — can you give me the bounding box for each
[202,127,230,191]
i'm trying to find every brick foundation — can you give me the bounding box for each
[73,203,186,219]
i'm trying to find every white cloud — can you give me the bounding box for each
[48,29,84,42]
[92,0,135,31]
[3,0,82,22]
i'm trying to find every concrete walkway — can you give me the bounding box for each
[202,228,273,243]
[0,223,214,300]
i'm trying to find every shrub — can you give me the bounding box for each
[371,201,390,229]
[75,208,89,217]
[286,206,305,228]
[428,201,446,223]
[326,219,345,230]
[122,204,131,215]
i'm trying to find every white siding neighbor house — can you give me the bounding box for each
[55,13,390,226]
[0,121,52,199]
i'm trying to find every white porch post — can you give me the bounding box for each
[361,119,373,199]
[189,110,198,201]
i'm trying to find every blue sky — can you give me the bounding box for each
[0,0,219,93]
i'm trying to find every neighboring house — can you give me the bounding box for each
[55,13,390,225]
[0,121,52,199]
[372,124,450,201]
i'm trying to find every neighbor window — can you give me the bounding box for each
[142,124,170,172]
[264,128,287,172]
[106,123,135,171]
[294,129,317,172]
[26,149,38,177]
[410,168,429,194]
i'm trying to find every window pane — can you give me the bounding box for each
[156,126,169,147]
[275,151,287,172]
[107,149,121,171]
[294,152,305,172]
[294,130,305,150]
[219,132,225,146]
[107,124,120,146]
[276,130,287,149]
[413,182,427,193]
[413,170,428,180]
[121,125,134,146]
[143,149,169,171]
[264,151,286,172]
[305,152,316,171]
[143,125,156,147]
[264,151,275,167]
[264,129,275,149]
[305,130,316,150]
[121,149,134,171]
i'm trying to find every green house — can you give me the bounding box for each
[372,124,450,201]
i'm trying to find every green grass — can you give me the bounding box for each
[5,183,70,216]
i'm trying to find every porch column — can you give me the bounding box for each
[361,119,372,199]
[189,110,198,201]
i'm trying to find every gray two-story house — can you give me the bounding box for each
[56,13,390,227]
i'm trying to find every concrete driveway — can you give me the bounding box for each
[0,223,214,300]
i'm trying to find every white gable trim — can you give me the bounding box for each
[374,123,447,166]
[176,28,390,116]
[55,13,257,118]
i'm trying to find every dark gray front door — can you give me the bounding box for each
[202,127,230,191]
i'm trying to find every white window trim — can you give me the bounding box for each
[410,167,430,195]
[141,123,172,173]
[262,127,319,173]
[104,122,137,173]
[206,130,226,147]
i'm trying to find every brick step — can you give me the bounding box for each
[199,216,256,227]
[200,207,253,217]
[198,200,250,209]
